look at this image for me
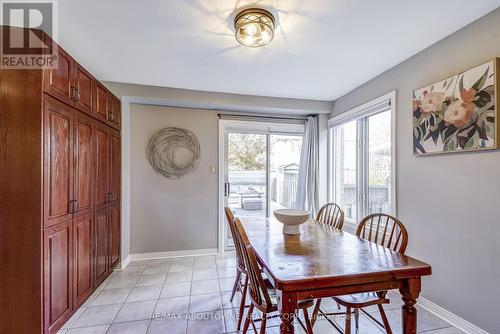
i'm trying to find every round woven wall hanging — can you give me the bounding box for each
[147,127,200,179]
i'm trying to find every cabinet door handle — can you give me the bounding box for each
[107,192,113,202]
[76,88,80,102]
[68,200,75,214]
[70,86,75,101]
[74,199,80,213]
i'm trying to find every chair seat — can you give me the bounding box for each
[334,292,389,308]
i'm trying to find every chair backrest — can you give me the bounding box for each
[234,218,273,312]
[316,203,345,229]
[356,213,408,254]
[224,207,245,271]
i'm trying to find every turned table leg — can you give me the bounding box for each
[399,278,421,334]
[277,290,298,334]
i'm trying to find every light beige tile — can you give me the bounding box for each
[107,320,150,334]
[187,311,225,334]
[169,262,194,273]
[114,300,157,323]
[90,288,132,306]
[136,273,167,287]
[66,325,109,334]
[143,262,171,275]
[218,277,236,292]
[160,282,191,298]
[147,317,187,334]
[61,307,86,329]
[105,277,139,290]
[72,304,122,328]
[193,269,218,281]
[126,286,162,302]
[424,327,464,334]
[155,296,190,314]
[189,293,222,313]
[191,279,220,295]
[166,270,193,283]
[217,266,236,278]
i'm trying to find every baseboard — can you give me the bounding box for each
[418,297,489,334]
[120,248,220,268]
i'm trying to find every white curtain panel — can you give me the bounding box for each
[295,115,319,216]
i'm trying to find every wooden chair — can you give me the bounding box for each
[316,203,344,229]
[233,218,315,334]
[224,207,248,331]
[310,203,345,325]
[334,213,409,334]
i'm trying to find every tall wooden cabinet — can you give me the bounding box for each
[0,26,121,334]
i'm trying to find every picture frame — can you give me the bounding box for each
[412,58,499,155]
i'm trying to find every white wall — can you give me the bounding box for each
[331,9,500,333]
[129,104,219,253]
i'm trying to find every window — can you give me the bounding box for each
[329,92,395,224]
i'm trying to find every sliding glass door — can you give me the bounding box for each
[221,120,303,250]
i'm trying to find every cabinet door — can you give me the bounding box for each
[74,113,94,217]
[94,82,109,123]
[73,64,93,114]
[94,209,109,286]
[109,130,120,204]
[95,123,110,210]
[108,205,120,269]
[43,44,74,106]
[108,95,121,129]
[44,96,73,227]
[73,214,93,307]
[43,222,73,333]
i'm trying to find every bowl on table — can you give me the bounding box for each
[273,209,311,235]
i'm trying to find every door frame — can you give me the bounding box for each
[218,119,304,253]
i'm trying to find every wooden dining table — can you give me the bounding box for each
[241,217,432,334]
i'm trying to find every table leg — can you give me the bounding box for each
[277,290,297,334]
[399,278,421,334]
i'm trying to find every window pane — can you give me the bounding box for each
[334,121,357,221]
[270,135,302,210]
[368,110,391,214]
[227,133,267,219]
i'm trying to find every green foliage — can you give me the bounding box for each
[228,133,266,171]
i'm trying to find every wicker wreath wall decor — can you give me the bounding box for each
[147,127,201,179]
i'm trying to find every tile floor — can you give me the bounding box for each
[58,253,463,334]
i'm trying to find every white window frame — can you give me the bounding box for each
[328,91,397,231]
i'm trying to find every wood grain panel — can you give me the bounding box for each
[43,44,73,106]
[94,82,109,123]
[109,205,120,269]
[73,214,93,307]
[74,112,94,217]
[108,95,121,129]
[44,96,73,227]
[43,222,73,333]
[74,65,93,114]
[94,123,109,210]
[0,65,43,334]
[109,130,120,204]
[94,209,108,286]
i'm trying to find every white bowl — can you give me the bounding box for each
[273,209,310,235]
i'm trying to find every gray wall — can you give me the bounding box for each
[331,9,500,333]
[130,104,219,253]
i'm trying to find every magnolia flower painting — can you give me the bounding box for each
[413,59,499,155]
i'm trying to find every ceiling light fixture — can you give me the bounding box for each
[234,8,275,48]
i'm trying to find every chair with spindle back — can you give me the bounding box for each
[224,207,248,331]
[316,202,345,229]
[233,218,315,334]
[333,213,409,334]
[310,203,345,325]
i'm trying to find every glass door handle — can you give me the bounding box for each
[224,183,231,196]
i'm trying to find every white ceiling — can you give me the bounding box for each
[59,0,499,101]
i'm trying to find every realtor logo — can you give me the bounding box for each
[0,0,58,68]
